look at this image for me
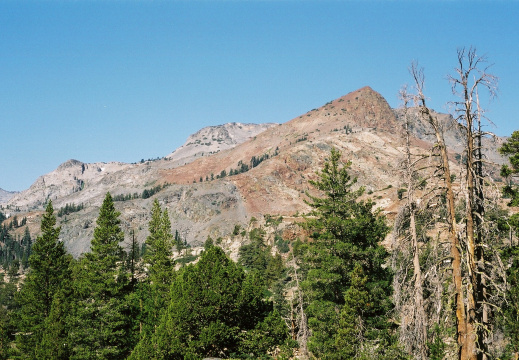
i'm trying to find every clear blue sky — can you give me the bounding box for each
[1,1,517,191]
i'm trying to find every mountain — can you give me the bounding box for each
[0,188,18,205]
[4,86,508,256]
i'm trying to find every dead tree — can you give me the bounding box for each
[449,47,498,360]
[392,86,428,359]
[410,62,471,359]
[287,254,309,359]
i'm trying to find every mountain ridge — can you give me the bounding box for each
[0,188,18,205]
[3,86,508,256]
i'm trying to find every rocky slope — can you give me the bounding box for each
[0,188,17,205]
[4,86,509,256]
[166,122,278,166]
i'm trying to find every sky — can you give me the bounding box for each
[1,1,518,192]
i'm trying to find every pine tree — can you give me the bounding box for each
[0,273,15,360]
[16,201,71,359]
[500,130,519,357]
[500,130,519,206]
[300,148,393,358]
[21,226,32,269]
[144,200,174,292]
[68,193,132,360]
[335,263,368,358]
[139,200,175,340]
[130,246,287,359]
[0,305,10,360]
[38,286,72,360]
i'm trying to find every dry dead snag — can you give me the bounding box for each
[404,48,503,360]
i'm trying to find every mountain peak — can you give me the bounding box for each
[166,122,278,164]
[294,86,397,133]
[57,159,85,170]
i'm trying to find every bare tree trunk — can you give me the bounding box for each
[401,89,428,359]
[411,63,469,359]
[475,90,489,360]
[292,257,309,359]
[449,48,497,359]
[463,85,479,360]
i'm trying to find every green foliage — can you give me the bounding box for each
[238,228,285,287]
[140,200,175,340]
[144,200,174,291]
[397,187,407,200]
[502,244,519,356]
[175,252,198,265]
[500,130,519,173]
[132,246,287,359]
[500,130,519,206]
[0,305,10,360]
[0,221,31,271]
[113,192,140,202]
[204,235,214,250]
[0,273,17,360]
[57,203,84,217]
[142,183,168,199]
[265,214,283,226]
[213,152,276,181]
[68,193,134,360]
[300,148,393,358]
[274,234,290,254]
[335,263,369,358]
[38,286,73,360]
[427,324,447,360]
[16,201,71,359]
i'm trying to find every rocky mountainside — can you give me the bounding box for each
[166,122,278,166]
[0,188,17,204]
[4,86,508,256]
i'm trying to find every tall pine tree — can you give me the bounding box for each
[300,148,394,358]
[16,201,71,359]
[138,199,175,341]
[68,193,133,360]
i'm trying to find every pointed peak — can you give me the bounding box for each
[295,86,397,132]
[57,159,84,170]
[335,86,382,102]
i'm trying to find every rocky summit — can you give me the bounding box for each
[3,86,507,256]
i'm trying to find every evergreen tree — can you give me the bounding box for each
[21,226,32,269]
[0,273,16,360]
[16,201,71,359]
[38,285,73,360]
[68,193,133,360]
[130,246,287,359]
[300,148,393,358]
[335,263,369,358]
[501,130,519,357]
[144,200,174,290]
[238,227,285,287]
[500,130,519,206]
[139,200,175,340]
[0,305,10,360]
